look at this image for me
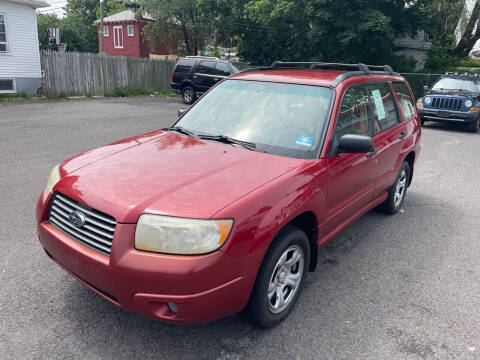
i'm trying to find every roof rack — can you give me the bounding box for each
[185,56,220,60]
[240,61,397,86]
[443,72,479,82]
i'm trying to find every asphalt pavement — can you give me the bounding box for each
[1,97,479,360]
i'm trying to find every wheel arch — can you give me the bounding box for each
[404,151,415,187]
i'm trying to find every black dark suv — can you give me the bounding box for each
[417,73,480,133]
[171,56,240,104]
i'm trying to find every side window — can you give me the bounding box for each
[198,61,216,74]
[174,59,195,73]
[215,62,231,76]
[0,14,7,52]
[335,86,371,139]
[393,82,415,120]
[365,84,399,133]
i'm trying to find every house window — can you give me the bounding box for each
[127,25,134,37]
[0,14,7,53]
[113,26,123,48]
[103,26,109,37]
[0,79,15,93]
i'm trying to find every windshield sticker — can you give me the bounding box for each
[372,89,386,120]
[296,135,313,147]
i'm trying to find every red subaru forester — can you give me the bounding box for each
[36,62,421,328]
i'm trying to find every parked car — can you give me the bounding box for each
[417,73,480,132]
[171,56,240,104]
[37,62,421,328]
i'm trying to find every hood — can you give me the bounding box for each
[427,89,480,98]
[55,131,305,223]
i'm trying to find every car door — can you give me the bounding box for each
[364,83,407,193]
[194,60,217,91]
[324,85,378,235]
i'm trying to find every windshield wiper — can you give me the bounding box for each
[162,126,198,138]
[198,134,256,151]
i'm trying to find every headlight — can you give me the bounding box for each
[45,164,61,194]
[135,215,233,255]
[465,99,473,108]
[424,97,432,105]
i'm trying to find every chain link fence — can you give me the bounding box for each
[400,73,442,99]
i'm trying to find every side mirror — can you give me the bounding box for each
[178,109,186,117]
[423,85,429,91]
[337,134,374,154]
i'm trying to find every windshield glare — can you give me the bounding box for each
[176,80,333,159]
[432,78,480,92]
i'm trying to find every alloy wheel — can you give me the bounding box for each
[394,169,407,207]
[267,245,304,314]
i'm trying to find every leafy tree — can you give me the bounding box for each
[137,0,213,55]
[37,0,130,53]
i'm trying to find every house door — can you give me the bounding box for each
[113,26,123,49]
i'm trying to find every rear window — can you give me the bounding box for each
[174,59,195,73]
[393,82,415,120]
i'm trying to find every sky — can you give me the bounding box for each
[37,0,67,17]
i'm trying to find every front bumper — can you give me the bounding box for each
[418,108,479,123]
[36,194,260,324]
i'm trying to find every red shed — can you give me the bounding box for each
[94,10,191,58]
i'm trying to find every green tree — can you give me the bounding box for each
[37,0,130,53]
[137,0,213,55]
[207,0,423,68]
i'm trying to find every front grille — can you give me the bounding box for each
[430,97,464,111]
[49,193,116,256]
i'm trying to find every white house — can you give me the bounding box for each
[0,0,48,95]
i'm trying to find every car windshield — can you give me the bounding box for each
[175,79,333,159]
[229,63,240,74]
[432,78,480,92]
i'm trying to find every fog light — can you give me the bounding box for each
[167,302,178,313]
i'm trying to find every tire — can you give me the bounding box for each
[246,225,310,328]
[420,118,425,127]
[182,85,196,105]
[467,119,479,133]
[380,161,411,214]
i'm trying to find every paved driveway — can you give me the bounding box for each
[1,97,479,359]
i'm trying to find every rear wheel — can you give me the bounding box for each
[467,119,479,133]
[247,225,310,328]
[182,85,196,105]
[380,161,410,214]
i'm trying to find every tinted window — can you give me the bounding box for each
[215,62,231,76]
[176,80,333,159]
[198,61,216,74]
[174,59,195,73]
[336,86,371,138]
[365,84,399,133]
[393,82,415,120]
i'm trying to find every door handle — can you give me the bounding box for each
[398,131,407,139]
[366,149,378,158]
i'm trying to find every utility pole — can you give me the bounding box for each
[99,0,104,53]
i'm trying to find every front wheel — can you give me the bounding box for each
[182,85,196,105]
[380,161,411,214]
[246,225,310,328]
[467,119,479,133]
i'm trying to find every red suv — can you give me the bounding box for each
[36,62,421,328]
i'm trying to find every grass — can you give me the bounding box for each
[112,87,178,98]
[1,88,179,103]
[0,92,30,101]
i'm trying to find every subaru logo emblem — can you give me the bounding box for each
[69,211,86,227]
